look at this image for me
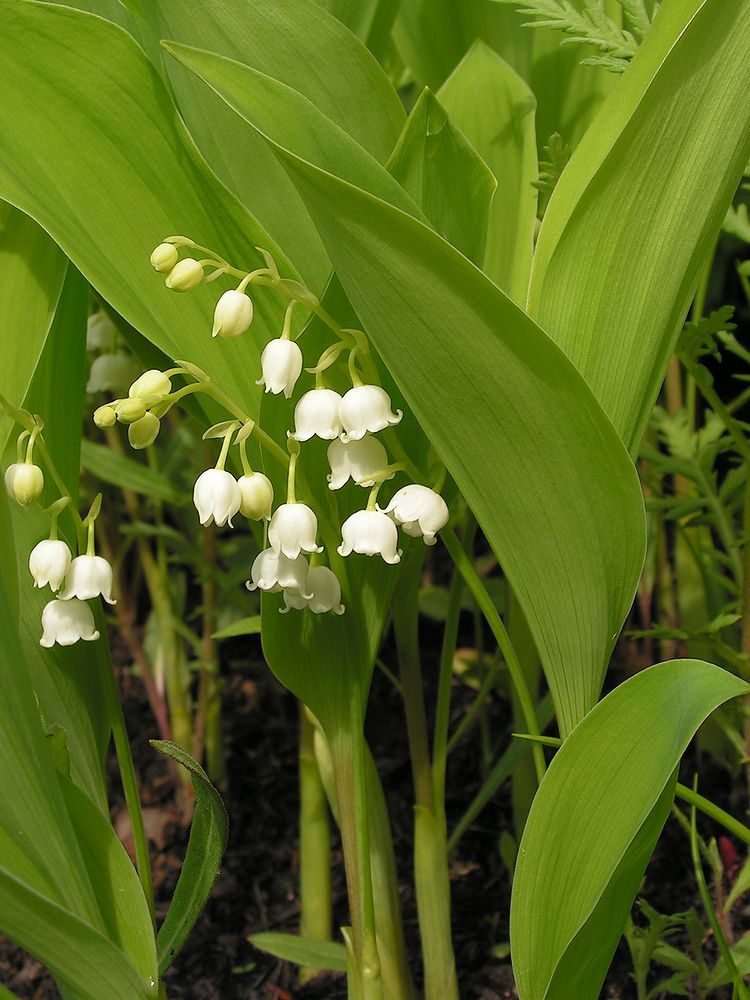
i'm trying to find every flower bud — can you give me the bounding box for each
[128,369,172,405]
[338,509,401,564]
[256,339,303,399]
[86,312,118,352]
[29,539,72,592]
[339,385,402,442]
[5,463,44,506]
[268,503,323,560]
[128,412,160,450]
[59,555,117,605]
[238,472,274,520]
[150,242,179,273]
[115,397,147,424]
[93,404,117,428]
[86,352,138,395]
[193,468,242,528]
[165,258,204,292]
[379,485,449,545]
[40,598,100,648]
[212,289,254,339]
[291,389,343,441]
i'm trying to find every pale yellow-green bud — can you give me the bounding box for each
[238,472,274,520]
[150,242,179,273]
[115,397,147,424]
[93,403,117,428]
[128,412,160,450]
[5,462,44,506]
[129,369,172,405]
[165,258,204,292]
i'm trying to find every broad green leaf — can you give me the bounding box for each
[0,0,293,418]
[80,439,183,505]
[0,202,67,453]
[250,931,348,972]
[151,740,228,977]
[212,614,261,640]
[438,41,538,300]
[316,0,402,59]
[271,149,646,735]
[510,660,749,1000]
[387,87,496,265]
[529,0,750,452]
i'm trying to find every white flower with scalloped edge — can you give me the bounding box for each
[246,548,311,595]
[268,503,323,560]
[281,565,345,616]
[337,509,401,564]
[256,339,303,399]
[379,485,449,546]
[40,598,100,648]
[339,385,402,442]
[59,555,117,605]
[327,436,391,491]
[29,539,72,592]
[193,469,241,528]
[291,389,342,441]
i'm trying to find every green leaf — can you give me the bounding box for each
[438,41,538,300]
[250,931,348,972]
[271,146,646,735]
[387,86,497,265]
[151,740,228,977]
[317,0,402,59]
[212,615,262,640]
[510,660,749,1000]
[705,933,750,989]
[529,0,750,452]
[80,439,183,505]
[0,0,293,418]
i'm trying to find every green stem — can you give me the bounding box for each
[446,653,501,756]
[675,784,750,846]
[440,527,545,782]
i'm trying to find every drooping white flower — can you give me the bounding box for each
[129,369,172,405]
[291,389,342,442]
[268,502,323,559]
[212,289,254,339]
[246,548,311,594]
[238,472,274,520]
[86,312,118,352]
[28,539,72,592]
[59,555,116,605]
[327,437,391,491]
[337,510,401,564]
[128,412,161,450]
[86,352,138,395]
[165,258,204,291]
[256,339,303,399]
[150,242,179,273]
[339,385,402,442]
[5,463,44,506]
[304,566,345,615]
[379,485,449,546]
[193,469,241,528]
[40,598,100,648]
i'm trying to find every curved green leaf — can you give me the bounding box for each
[250,931,347,972]
[151,740,228,977]
[510,660,749,1000]
[80,439,184,505]
[530,0,750,451]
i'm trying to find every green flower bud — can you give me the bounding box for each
[150,242,179,273]
[165,258,204,292]
[129,369,172,405]
[5,462,44,506]
[93,403,117,428]
[115,397,147,424]
[128,412,160,450]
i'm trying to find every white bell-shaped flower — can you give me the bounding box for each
[238,472,274,520]
[256,339,303,399]
[165,258,204,292]
[291,389,342,442]
[280,566,344,615]
[337,510,401,564]
[129,369,172,405]
[29,539,72,592]
[59,554,116,605]
[86,352,138,395]
[150,242,179,273]
[246,548,311,594]
[339,385,402,442]
[40,598,100,648]
[86,312,118,352]
[212,289,254,338]
[268,502,323,560]
[193,468,241,528]
[379,485,449,546]
[327,437,391,491]
[5,463,44,506]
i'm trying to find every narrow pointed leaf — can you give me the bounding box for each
[250,932,348,972]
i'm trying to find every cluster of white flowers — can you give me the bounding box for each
[146,237,450,618]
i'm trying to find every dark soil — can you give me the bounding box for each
[2,616,749,1000]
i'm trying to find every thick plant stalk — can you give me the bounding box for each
[298,705,332,984]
